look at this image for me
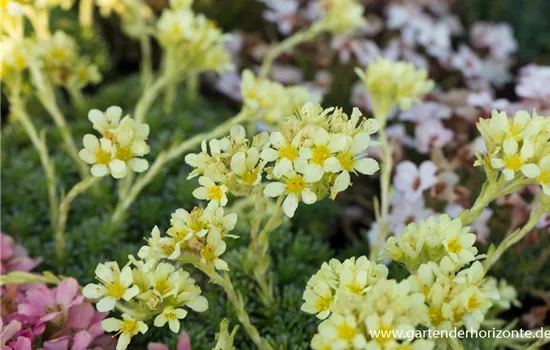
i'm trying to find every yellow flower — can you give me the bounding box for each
[102,314,148,350]
[154,306,188,333]
[490,138,540,180]
[82,262,139,312]
[356,59,434,120]
[320,0,366,35]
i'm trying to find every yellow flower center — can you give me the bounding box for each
[504,155,523,172]
[453,307,465,322]
[314,294,333,311]
[278,144,298,161]
[201,244,217,262]
[508,123,524,138]
[241,170,258,185]
[95,148,112,165]
[429,306,443,326]
[538,171,550,184]
[155,278,172,295]
[468,295,480,310]
[346,281,363,295]
[51,48,68,61]
[337,323,357,341]
[120,319,140,336]
[116,146,133,162]
[286,175,306,194]
[312,145,330,165]
[165,311,177,321]
[106,281,126,299]
[372,325,394,343]
[208,185,224,201]
[446,238,462,254]
[337,151,355,172]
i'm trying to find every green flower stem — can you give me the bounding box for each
[458,177,526,226]
[484,197,547,274]
[248,195,284,306]
[26,60,88,179]
[67,83,87,113]
[259,21,327,78]
[139,33,154,91]
[180,255,273,350]
[55,176,101,260]
[369,114,394,261]
[10,93,58,227]
[134,72,174,123]
[110,109,252,225]
[447,337,464,350]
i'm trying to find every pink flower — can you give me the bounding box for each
[66,302,107,338]
[18,278,84,325]
[263,0,299,35]
[147,331,191,350]
[393,161,438,202]
[516,64,550,104]
[41,331,95,350]
[0,233,41,274]
[414,119,454,154]
[388,194,434,236]
[451,45,483,79]
[0,320,33,350]
[215,72,242,102]
[400,101,451,123]
[471,22,517,59]
[331,36,380,66]
[467,91,509,112]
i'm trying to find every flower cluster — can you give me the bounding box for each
[185,102,380,217]
[318,0,367,35]
[38,30,102,88]
[301,256,388,319]
[303,256,433,349]
[83,258,208,350]
[408,259,499,331]
[157,0,232,73]
[1,233,109,350]
[139,204,238,271]
[79,106,150,179]
[383,214,479,272]
[240,69,317,125]
[356,58,434,119]
[477,110,550,193]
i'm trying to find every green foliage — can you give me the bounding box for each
[1,75,339,348]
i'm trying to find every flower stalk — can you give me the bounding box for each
[484,196,548,273]
[259,22,327,78]
[55,176,101,260]
[179,255,273,350]
[10,93,58,227]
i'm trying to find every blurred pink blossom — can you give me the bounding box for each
[0,233,42,274]
[414,119,454,154]
[263,0,299,35]
[471,22,517,59]
[516,64,550,104]
[394,160,438,202]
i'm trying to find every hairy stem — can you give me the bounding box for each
[134,73,174,123]
[259,22,326,78]
[248,196,284,306]
[10,94,58,226]
[369,118,393,261]
[180,255,273,350]
[140,33,154,91]
[484,197,547,274]
[55,176,101,259]
[111,109,252,224]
